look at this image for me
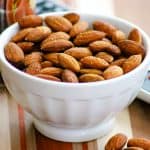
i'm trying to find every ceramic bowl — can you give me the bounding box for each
[0,12,150,142]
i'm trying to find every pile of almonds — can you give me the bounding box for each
[105,133,150,150]
[4,13,145,83]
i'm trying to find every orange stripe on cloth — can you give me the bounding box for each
[82,142,88,150]
[35,129,73,150]
[18,105,27,150]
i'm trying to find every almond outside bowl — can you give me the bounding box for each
[0,12,150,142]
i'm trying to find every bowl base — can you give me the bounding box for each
[33,117,115,142]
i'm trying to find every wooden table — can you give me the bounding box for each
[0,87,149,150]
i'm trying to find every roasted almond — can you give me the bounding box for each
[111,58,127,66]
[124,147,144,150]
[127,138,150,150]
[58,53,80,72]
[80,56,109,69]
[25,26,51,42]
[44,53,59,65]
[45,16,72,32]
[118,40,145,56]
[17,42,34,53]
[74,30,106,46]
[105,133,127,150]
[102,38,112,44]
[96,52,114,63]
[79,69,103,75]
[70,21,89,37]
[11,28,33,42]
[79,73,104,82]
[18,15,43,28]
[36,74,61,82]
[4,42,24,63]
[25,62,42,75]
[64,47,92,60]
[122,54,142,73]
[41,39,73,52]
[40,67,63,77]
[93,20,117,37]
[41,61,53,68]
[112,30,126,44]
[89,41,121,56]
[103,65,123,79]
[64,13,80,24]
[62,69,79,83]
[128,28,142,44]
[24,52,43,66]
[41,32,70,45]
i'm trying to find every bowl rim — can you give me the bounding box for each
[0,11,150,88]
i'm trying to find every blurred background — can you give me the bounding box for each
[37,0,149,35]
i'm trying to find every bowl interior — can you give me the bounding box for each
[0,12,150,87]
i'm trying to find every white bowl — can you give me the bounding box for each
[0,12,150,142]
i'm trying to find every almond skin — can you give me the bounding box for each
[18,15,43,28]
[79,69,103,75]
[64,13,80,24]
[41,39,73,52]
[124,147,144,150]
[58,53,80,72]
[17,42,34,53]
[45,16,72,32]
[4,42,24,63]
[111,58,127,67]
[11,28,33,42]
[103,65,124,79]
[96,52,114,63]
[62,69,79,83]
[64,47,92,60]
[25,62,42,75]
[112,30,126,44]
[105,133,127,150]
[89,41,121,56]
[36,74,61,82]
[25,26,51,42]
[128,28,142,44]
[93,20,117,37]
[40,67,63,77]
[127,138,150,150]
[44,53,59,65]
[79,73,104,82]
[41,61,53,68]
[122,54,142,73]
[41,32,70,45]
[80,56,109,69]
[24,52,43,66]
[74,30,106,46]
[70,21,89,37]
[118,40,145,56]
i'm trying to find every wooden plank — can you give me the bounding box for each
[129,99,150,138]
